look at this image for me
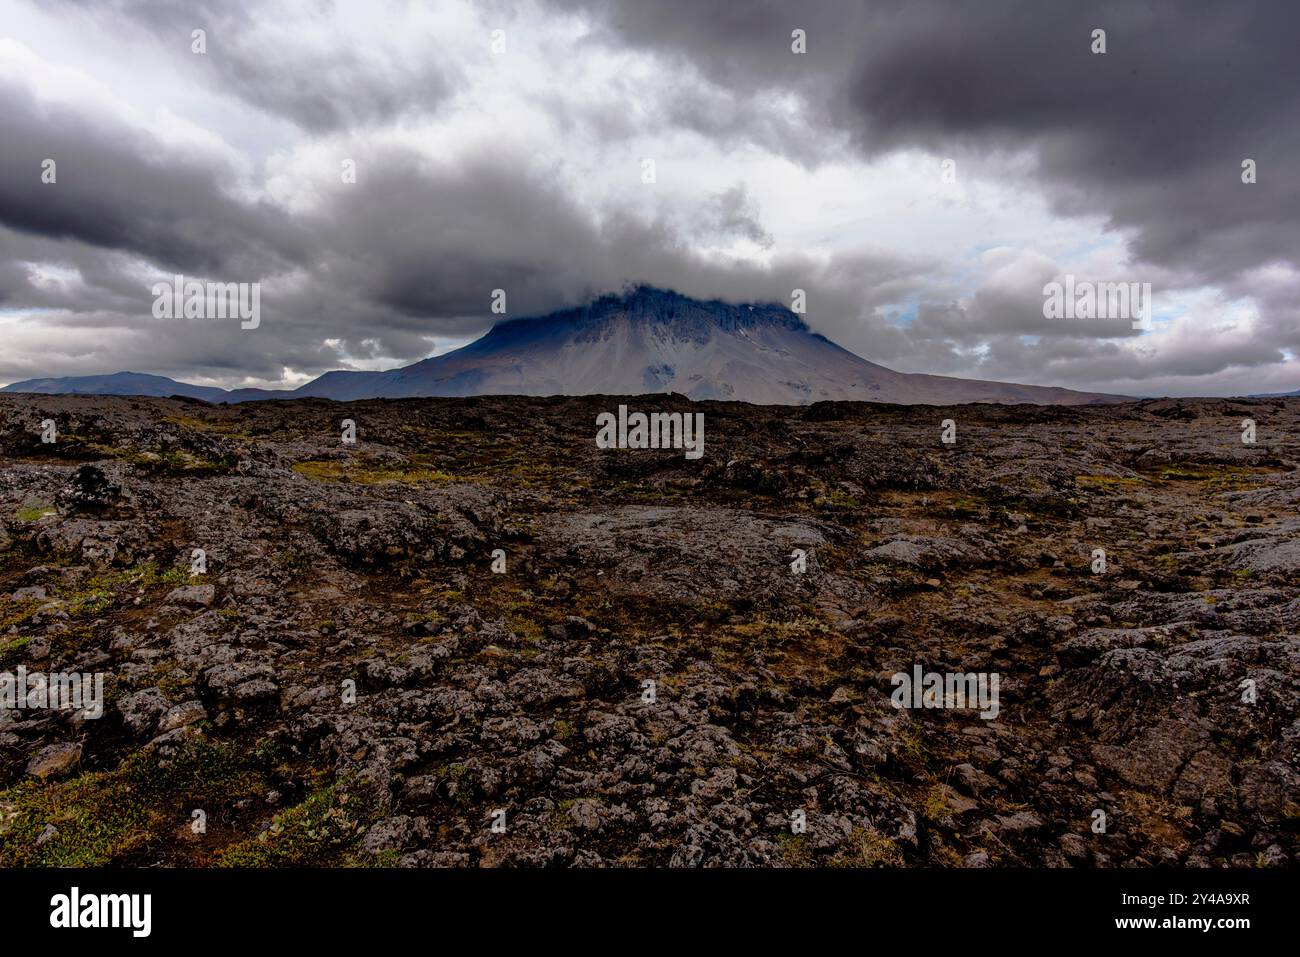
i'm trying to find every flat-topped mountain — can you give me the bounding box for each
[3,286,1128,405]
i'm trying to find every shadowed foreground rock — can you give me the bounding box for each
[0,393,1296,867]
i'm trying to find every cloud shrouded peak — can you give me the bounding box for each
[0,0,1296,397]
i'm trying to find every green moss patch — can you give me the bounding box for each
[0,736,264,867]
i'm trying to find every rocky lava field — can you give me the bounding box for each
[0,392,1297,868]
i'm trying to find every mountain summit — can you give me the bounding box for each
[3,286,1126,405]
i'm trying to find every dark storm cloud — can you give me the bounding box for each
[551,0,1300,281]
[0,228,158,314]
[306,146,925,336]
[842,0,1300,281]
[0,75,304,276]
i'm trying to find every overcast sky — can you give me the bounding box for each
[1,0,1297,396]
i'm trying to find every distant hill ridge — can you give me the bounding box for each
[2,286,1130,405]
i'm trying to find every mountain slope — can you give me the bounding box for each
[0,371,230,403]
[2,287,1128,405]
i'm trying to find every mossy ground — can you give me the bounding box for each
[0,736,284,866]
[292,457,455,484]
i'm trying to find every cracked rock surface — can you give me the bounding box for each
[0,393,1296,867]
